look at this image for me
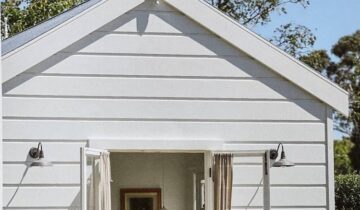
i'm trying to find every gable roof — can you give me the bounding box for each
[1,0,349,115]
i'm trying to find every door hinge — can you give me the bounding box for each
[264,152,268,175]
[209,167,212,178]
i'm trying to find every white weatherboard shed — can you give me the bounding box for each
[1,0,349,210]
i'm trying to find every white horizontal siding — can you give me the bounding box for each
[3,164,80,185]
[69,33,245,56]
[5,76,313,100]
[33,54,277,78]
[233,165,326,185]
[4,97,325,121]
[3,120,325,141]
[3,187,80,208]
[232,187,326,207]
[2,1,329,209]
[3,186,326,208]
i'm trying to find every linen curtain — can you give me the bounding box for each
[98,152,112,210]
[213,154,233,210]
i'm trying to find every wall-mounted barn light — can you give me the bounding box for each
[270,143,295,167]
[28,142,53,167]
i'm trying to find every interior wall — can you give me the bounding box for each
[110,153,204,210]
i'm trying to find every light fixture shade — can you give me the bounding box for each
[30,158,53,167]
[272,157,295,167]
[28,142,53,167]
[270,143,295,167]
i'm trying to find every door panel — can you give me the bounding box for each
[81,147,108,210]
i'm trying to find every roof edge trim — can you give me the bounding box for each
[2,0,102,56]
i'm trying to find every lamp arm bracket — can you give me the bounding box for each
[269,149,278,160]
[29,147,40,158]
[29,142,44,159]
[270,142,284,160]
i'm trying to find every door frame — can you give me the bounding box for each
[87,139,271,210]
[80,147,109,210]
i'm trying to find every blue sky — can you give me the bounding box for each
[253,0,360,140]
[253,0,360,55]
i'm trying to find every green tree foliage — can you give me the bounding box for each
[301,30,360,172]
[299,50,330,71]
[335,174,360,210]
[1,0,85,38]
[334,139,354,175]
[270,23,316,57]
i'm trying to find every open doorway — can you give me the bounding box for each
[110,152,205,210]
[81,146,270,210]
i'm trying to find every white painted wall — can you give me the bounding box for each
[110,153,204,210]
[2,1,331,210]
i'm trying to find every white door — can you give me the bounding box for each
[80,147,109,210]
